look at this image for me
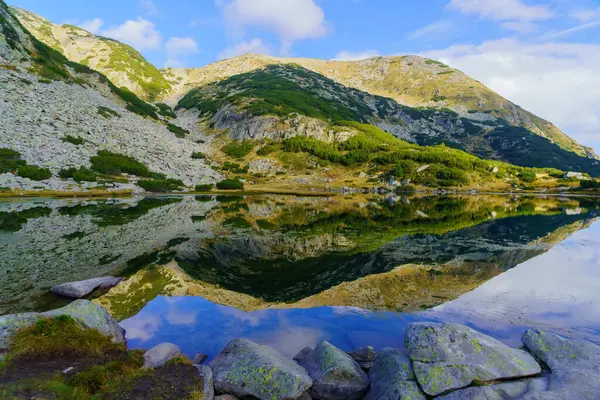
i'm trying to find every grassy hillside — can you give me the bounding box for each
[177,64,600,177]
[11,6,171,101]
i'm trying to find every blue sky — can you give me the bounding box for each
[8,0,600,152]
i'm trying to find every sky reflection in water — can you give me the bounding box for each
[122,218,600,358]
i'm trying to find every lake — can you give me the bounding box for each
[1,194,599,359]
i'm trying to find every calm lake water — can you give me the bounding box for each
[1,194,599,359]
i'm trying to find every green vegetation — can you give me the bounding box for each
[97,106,120,119]
[432,96,447,102]
[425,59,449,67]
[137,178,184,193]
[221,140,254,159]
[216,179,244,190]
[61,135,84,145]
[111,86,159,119]
[0,148,26,173]
[221,162,249,174]
[257,142,280,156]
[581,180,600,189]
[16,165,52,181]
[90,150,150,177]
[518,170,537,183]
[0,206,52,232]
[191,152,206,160]
[156,103,176,118]
[223,216,252,229]
[167,123,189,138]
[195,184,213,191]
[58,167,97,182]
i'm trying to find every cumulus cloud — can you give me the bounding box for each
[570,8,600,22]
[80,18,103,34]
[139,0,159,16]
[422,39,600,152]
[221,0,329,53]
[101,17,162,50]
[333,49,381,61]
[448,0,553,21]
[218,38,271,60]
[166,37,198,56]
[407,20,455,40]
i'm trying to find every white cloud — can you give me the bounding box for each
[422,39,600,152]
[80,18,103,34]
[407,20,455,40]
[333,49,381,61]
[101,17,162,50]
[166,37,198,56]
[542,21,600,40]
[218,37,271,60]
[570,8,600,22]
[221,0,329,53]
[139,0,159,16]
[501,21,537,33]
[448,0,553,21]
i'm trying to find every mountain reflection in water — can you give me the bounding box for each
[1,194,599,356]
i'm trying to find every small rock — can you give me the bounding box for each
[405,323,541,396]
[62,367,75,374]
[522,328,600,399]
[348,346,377,372]
[143,342,183,369]
[195,364,215,400]
[364,348,425,400]
[435,377,548,399]
[51,276,123,299]
[193,353,209,365]
[214,396,239,400]
[209,338,312,400]
[295,341,369,400]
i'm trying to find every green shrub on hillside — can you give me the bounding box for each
[191,152,206,160]
[97,106,120,119]
[16,165,52,181]
[59,167,97,182]
[195,184,214,191]
[221,162,249,174]
[156,103,176,118]
[167,123,189,138]
[0,148,26,173]
[110,86,158,119]
[61,135,84,146]
[137,178,184,192]
[257,143,279,156]
[581,180,600,189]
[518,170,537,183]
[217,179,244,190]
[90,151,150,177]
[222,141,254,159]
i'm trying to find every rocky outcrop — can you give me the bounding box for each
[405,323,541,396]
[364,348,425,400]
[522,328,600,399]
[0,300,125,352]
[209,339,312,400]
[51,276,122,299]
[294,341,369,400]
[143,342,183,369]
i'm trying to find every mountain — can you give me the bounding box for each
[162,53,598,160]
[0,0,219,191]
[11,6,171,101]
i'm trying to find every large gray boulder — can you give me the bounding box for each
[0,300,125,352]
[436,377,549,399]
[196,364,215,400]
[143,342,183,369]
[294,341,369,400]
[209,339,312,400]
[348,346,377,372]
[51,276,123,299]
[522,328,600,399]
[364,348,426,400]
[405,323,541,396]
[44,299,125,343]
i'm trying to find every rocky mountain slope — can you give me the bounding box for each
[162,53,597,160]
[11,6,171,101]
[0,0,219,190]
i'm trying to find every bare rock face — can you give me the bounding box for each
[294,341,369,400]
[51,276,123,299]
[143,343,183,369]
[405,323,541,396]
[209,339,312,400]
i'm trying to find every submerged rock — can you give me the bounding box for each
[193,352,209,365]
[143,342,183,369]
[0,300,125,352]
[364,348,425,400]
[405,323,541,396]
[294,341,369,400]
[209,338,312,400]
[522,328,600,399]
[51,276,123,299]
[196,364,215,400]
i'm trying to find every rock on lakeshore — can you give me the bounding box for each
[364,348,425,400]
[143,342,183,369]
[295,341,369,400]
[436,377,549,399]
[196,364,215,400]
[348,346,377,372]
[0,299,125,352]
[405,323,541,396]
[522,328,600,399]
[51,276,123,299]
[209,338,312,400]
